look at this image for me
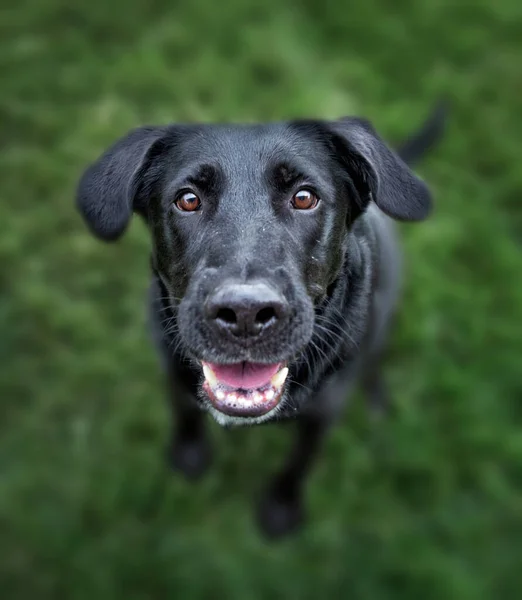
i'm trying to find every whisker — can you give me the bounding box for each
[313,321,346,347]
[288,377,310,393]
[315,311,358,349]
[309,337,337,372]
[154,294,183,303]
[155,305,178,315]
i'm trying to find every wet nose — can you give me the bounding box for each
[205,282,289,338]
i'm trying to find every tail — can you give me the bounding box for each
[396,100,448,166]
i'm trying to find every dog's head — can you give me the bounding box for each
[77,117,432,425]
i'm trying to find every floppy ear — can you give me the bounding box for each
[76,126,167,241]
[327,117,432,221]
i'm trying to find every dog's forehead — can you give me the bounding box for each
[176,122,325,169]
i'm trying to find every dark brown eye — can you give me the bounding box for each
[291,189,319,210]
[175,191,201,212]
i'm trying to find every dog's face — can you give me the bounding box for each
[77,118,431,425]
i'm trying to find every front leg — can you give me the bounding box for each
[256,415,329,539]
[165,363,212,481]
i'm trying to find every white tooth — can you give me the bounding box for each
[253,392,263,403]
[227,394,237,403]
[265,389,275,401]
[216,390,225,401]
[271,367,289,389]
[203,364,217,387]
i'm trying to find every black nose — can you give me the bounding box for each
[205,282,289,337]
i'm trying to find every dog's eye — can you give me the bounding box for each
[291,189,319,210]
[175,191,201,212]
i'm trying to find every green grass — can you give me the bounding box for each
[1,0,521,598]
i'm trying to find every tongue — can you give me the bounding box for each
[206,362,281,389]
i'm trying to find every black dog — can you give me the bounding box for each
[76,104,445,538]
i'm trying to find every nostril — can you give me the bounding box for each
[216,307,237,325]
[255,306,277,325]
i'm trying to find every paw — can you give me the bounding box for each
[167,437,211,481]
[255,492,305,539]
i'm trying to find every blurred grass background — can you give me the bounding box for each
[1,0,521,598]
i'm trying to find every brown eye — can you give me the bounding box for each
[291,189,319,210]
[175,191,201,212]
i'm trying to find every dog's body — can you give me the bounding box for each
[77,105,445,537]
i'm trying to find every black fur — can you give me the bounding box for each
[76,104,445,538]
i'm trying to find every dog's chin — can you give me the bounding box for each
[196,360,291,427]
[204,394,288,427]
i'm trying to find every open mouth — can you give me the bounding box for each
[201,361,288,417]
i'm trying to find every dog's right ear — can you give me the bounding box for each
[76,126,167,241]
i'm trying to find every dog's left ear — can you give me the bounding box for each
[326,117,432,221]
